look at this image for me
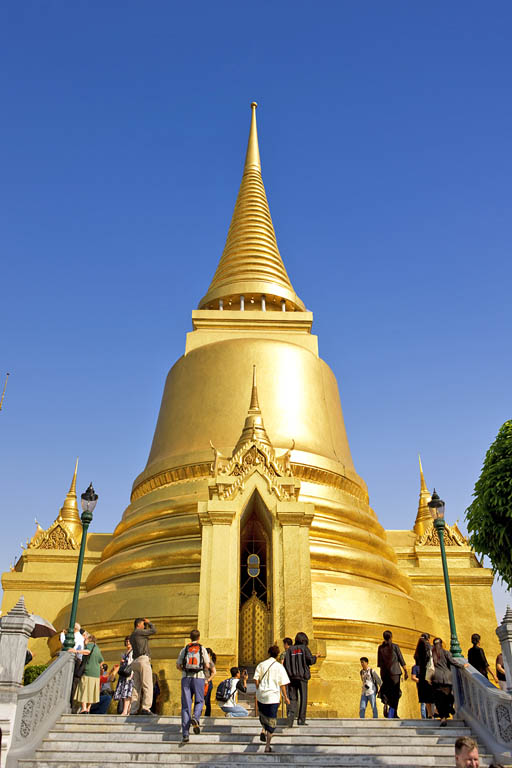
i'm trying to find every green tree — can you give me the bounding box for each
[23,663,49,686]
[466,420,512,589]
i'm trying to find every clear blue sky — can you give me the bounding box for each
[1,1,511,620]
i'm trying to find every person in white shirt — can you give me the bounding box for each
[60,623,84,657]
[254,645,290,754]
[359,656,381,718]
[220,667,249,717]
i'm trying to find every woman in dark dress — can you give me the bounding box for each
[431,637,467,726]
[468,633,498,684]
[377,630,408,719]
[414,633,435,718]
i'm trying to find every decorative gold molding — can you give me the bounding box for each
[208,439,300,502]
[199,509,236,526]
[416,521,467,547]
[292,464,368,503]
[132,460,367,503]
[29,522,78,551]
[277,508,314,527]
[131,462,211,501]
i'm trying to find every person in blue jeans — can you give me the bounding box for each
[176,630,211,743]
[220,667,249,717]
[411,664,427,718]
[359,657,381,718]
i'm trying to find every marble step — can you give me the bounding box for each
[42,730,475,746]
[55,715,473,734]
[32,741,486,756]
[18,757,495,767]
[58,715,470,727]
[49,726,474,739]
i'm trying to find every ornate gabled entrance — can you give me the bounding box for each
[197,367,315,668]
[239,493,271,665]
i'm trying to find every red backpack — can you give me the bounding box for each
[184,643,204,672]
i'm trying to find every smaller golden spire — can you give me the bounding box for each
[419,454,427,492]
[0,373,10,412]
[233,366,272,454]
[58,458,81,524]
[414,454,433,537]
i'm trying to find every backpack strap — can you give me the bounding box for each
[259,660,277,685]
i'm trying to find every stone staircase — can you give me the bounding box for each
[16,714,498,767]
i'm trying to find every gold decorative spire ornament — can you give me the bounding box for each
[0,373,10,412]
[233,366,272,453]
[198,103,306,312]
[414,454,433,537]
[28,459,81,550]
[58,458,81,525]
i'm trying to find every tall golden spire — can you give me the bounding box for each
[198,103,306,312]
[58,458,81,525]
[414,454,433,537]
[233,366,272,454]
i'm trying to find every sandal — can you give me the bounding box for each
[264,746,273,753]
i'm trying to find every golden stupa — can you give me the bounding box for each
[1,104,498,716]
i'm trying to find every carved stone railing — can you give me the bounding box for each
[453,663,512,763]
[6,652,74,768]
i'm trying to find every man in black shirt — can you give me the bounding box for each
[283,631,317,726]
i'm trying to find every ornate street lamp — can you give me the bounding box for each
[428,489,463,658]
[62,483,98,651]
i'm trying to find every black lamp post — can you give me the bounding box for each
[428,489,463,658]
[63,483,98,651]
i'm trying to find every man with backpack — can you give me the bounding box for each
[176,629,211,743]
[283,631,317,726]
[216,667,249,717]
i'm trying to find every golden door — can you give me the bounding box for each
[239,592,269,665]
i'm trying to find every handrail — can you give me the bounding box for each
[453,662,512,762]
[6,652,74,768]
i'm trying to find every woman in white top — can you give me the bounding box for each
[254,645,290,753]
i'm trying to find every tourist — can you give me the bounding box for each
[204,648,217,717]
[129,617,156,716]
[410,664,426,718]
[467,634,497,684]
[279,637,293,663]
[496,652,507,690]
[283,631,317,726]
[413,633,434,718]
[254,645,290,754]
[151,669,160,714]
[90,663,116,714]
[176,629,211,743]
[113,636,134,715]
[65,623,86,707]
[431,638,467,727]
[219,667,249,717]
[359,657,381,718]
[454,736,479,767]
[377,630,408,719]
[60,622,83,648]
[73,633,104,714]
